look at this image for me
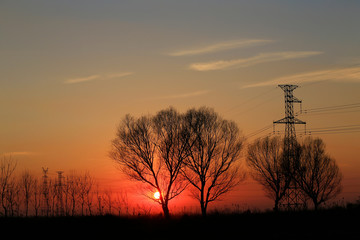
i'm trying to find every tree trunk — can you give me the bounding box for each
[201,203,207,217]
[200,186,207,217]
[274,198,279,212]
[2,204,8,217]
[313,199,319,211]
[162,203,170,219]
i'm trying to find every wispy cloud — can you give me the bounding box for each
[190,51,323,71]
[242,66,360,88]
[64,72,133,84]
[158,90,210,100]
[64,75,100,84]
[3,151,38,156]
[168,39,273,56]
[106,72,133,79]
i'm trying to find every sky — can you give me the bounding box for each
[1,0,360,210]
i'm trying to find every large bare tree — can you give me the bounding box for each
[246,136,292,211]
[296,137,342,210]
[110,108,189,218]
[182,107,245,216]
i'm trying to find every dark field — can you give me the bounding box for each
[1,207,359,239]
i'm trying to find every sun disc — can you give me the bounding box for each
[154,191,160,200]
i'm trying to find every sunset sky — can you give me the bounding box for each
[1,0,360,210]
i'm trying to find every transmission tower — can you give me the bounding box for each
[41,167,50,216]
[273,84,306,210]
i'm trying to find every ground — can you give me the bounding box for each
[1,207,359,239]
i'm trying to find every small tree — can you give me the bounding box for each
[20,170,36,216]
[182,107,245,216]
[0,156,17,217]
[246,136,291,211]
[110,108,189,218]
[77,172,95,216]
[33,178,41,216]
[296,137,342,210]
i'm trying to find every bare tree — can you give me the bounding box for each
[246,136,291,211]
[77,172,95,216]
[151,108,190,214]
[110,108,189,218]
[182,107,245,216]
[33,178,41,216]
[95,183,104,215]
[103,188,114,215]
[67,172,80,216]
[20,170,36,216]
[0,156,17,216]
[296,137,342,210]
[113,191,129,216]
[7,177,20,216]
[83,173,95,216]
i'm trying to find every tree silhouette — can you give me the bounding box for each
[20,170,36,217]
[110,108,189,218]
[0,157,17,217]
[247,136,343,211]
[296,137,342,210]
[246,136,292,211]
[182,107,245,216]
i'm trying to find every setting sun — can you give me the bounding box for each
[154,191,160,200]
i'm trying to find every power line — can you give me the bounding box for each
[244,124,273,139]
[307,124,360,130]
[308,130,360,135]
[298,109,360,117]
[245,99,360,141]
[305,102,360,111]
[307,125,360,134]
[225,87,279,119]
[224,87,277,114]
[302,103,360,114]
[273,124,360,135]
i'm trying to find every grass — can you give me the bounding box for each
[1,206,359,239]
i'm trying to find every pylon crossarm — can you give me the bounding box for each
[293,117,306,125]
[273,117,288,124]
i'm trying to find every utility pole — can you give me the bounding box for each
[273,84,306,210]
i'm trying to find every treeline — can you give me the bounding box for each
[110,106,344,217]
[1,107,346,217]
[0,158,136,217]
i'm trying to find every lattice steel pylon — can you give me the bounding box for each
[273,84,306,210]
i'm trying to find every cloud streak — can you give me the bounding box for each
[3,151,39,156]
[64,75,100,84]
[158,90,210,100]
[190,51,323,71]
[64,72,133,84]
[242,66,360,88]
[169,39,273,56]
